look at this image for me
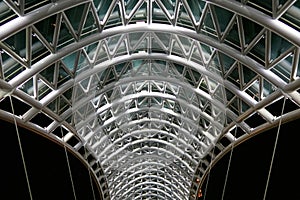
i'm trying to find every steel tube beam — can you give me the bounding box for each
[7,24,287,93]
[206,0,300,47]
[91,117,208,152]
[0,0,91,40]
[112,167,188,195]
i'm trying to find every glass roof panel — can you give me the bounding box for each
[281,1,300,31]
[0,1,17,26]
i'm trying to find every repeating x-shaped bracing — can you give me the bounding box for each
[1,0,300,199]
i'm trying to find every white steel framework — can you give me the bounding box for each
[1,0,300,199]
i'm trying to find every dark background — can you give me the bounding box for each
[1,104,299,200]
[198,117,299,200]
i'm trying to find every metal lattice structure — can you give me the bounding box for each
[1,0,300,199]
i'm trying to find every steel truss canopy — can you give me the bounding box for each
[1,0,300,199]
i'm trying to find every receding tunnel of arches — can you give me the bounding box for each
[70,34,227,199]
[1,0,300,200]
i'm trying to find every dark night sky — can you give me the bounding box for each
[198,117,300,200]
[2,118,101,200]
[1,104,300,200]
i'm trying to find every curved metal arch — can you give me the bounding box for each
[102,142,195,174]
[5,47,290,157]
[111,163,188,198]
[94,90,221,126]
[97,117,206,148]
[95,106,208,134]
[77,113,220,163]
[0,0,93,40]
[93,92,222,129]
[133,194,167,200]
[2,0,297,52]
[131,193,171,200]
[106,155,191,186]
[70,72,226,119]
[74,49,265,113]
[92,117,208,156]
[2,84,77,135]
[4,23,287,95]
[57,42,300,152]
[1,0,298,113]
[92,77,224,120]
[207,0,300,47]
[72,54,225,108]
[112,168,188,198]
[90,106,213,147]
[96,128,203,160]
[121,186,175,200]
[76,48,284,110]
[0,48,290,138]
[110,164,189,196]
[118,181,178,200]
[2,51,231,138]
[1,0,298,99]
[80,73,218,107]
[114,175,174,194]
[95,0,300,48]
[135,195,172,200]
[3,23,294,141]
[72,70,227,128]
[2,23,290,138]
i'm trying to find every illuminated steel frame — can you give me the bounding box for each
[1,0,300,199]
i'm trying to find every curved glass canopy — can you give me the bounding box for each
[1,0,300,199]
